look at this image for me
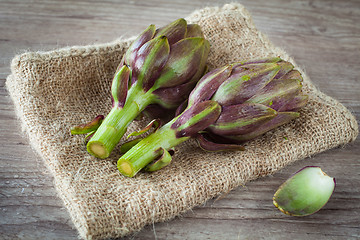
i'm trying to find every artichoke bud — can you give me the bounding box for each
[211,63,281,106]
[115,57,309,177]
[273,166,336,216]
[125,24,156,68]
[154,37,209,89]
[208,102,277,136]
[154,18,187,45]
[171,100,221,138]
[133,36,170,88]
[111,65,130,108]
[83,19,210,160]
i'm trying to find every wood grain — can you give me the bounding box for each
[0,0,359,239]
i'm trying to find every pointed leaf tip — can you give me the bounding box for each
[125,24,156,66]
[155,18,187,45]
[186,24,204,38]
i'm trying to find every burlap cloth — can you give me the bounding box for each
[6,3,358,240]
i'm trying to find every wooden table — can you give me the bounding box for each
[1,0,359,239]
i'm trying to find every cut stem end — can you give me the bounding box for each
[87,142,108,159]
[118,160,135,177]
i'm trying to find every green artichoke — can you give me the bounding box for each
[117,57,308,177]
[71,18,210,159]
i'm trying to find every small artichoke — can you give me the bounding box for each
[122,18,210,109]
[190,57,308,150]
[71,19,210,159]
[117,57,308,177]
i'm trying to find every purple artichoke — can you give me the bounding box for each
[71,18,210,159]
[191,57,308,150]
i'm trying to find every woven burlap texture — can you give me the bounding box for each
[6,3,358,240]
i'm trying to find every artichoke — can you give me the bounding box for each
[194,57,309,149]
[71,19,210,159]
[117,57,308,177]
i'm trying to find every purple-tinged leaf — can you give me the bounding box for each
[172,100,221,138]
[111,65,131,108]
[125,24,156,67]
[278,69,303,82]
[186,24,204,38]
[231,57,282,68]
[154,38,209,89]
[273,61,294,79]
[186,40,210,84]
[144,147,173,172]
[278,94,309,112]
[133,36,170,89]
[152,79,198,109]
[155,18,187,46]
[195,133,245,152]
[211,63,280,106]
[208,102,277,136]
[70,115,104,135]
[188,65,232,106]
[246,78,303,111]
[229,111,300,142]
[175,100,188,117]
[126,118,161,139]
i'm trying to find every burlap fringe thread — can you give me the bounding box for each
[5,3,358,240]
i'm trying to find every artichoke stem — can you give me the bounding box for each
[117,119,189,177]
[87,85,154,159]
